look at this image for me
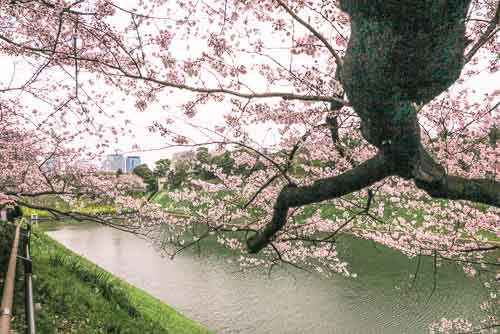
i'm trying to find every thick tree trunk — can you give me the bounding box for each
[340,0,472,157]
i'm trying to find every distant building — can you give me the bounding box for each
[126,156,141,173]
[102,154,125,172]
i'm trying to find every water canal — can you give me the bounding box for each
[46,222,486,334]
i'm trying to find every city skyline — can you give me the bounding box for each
[101,154,143,173]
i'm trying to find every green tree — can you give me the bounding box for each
[168,168,188,189]
[133,164,157,192]
[195,147,210,164]
[193,147,214,180]
[153,159,171,177]
[212,151,234,175]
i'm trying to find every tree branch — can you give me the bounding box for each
[17,201,143,234]
[247,153,391,253]
[115,71,346,104]
[273,0,343,72]
[464,0,500,63]
[415,174,500,208]
[0,34,348,105]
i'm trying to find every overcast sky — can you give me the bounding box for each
[0,53,283,168]
[1,2,498,169]
[2,52,498,169]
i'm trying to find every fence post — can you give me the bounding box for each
[22,223,36,334]
[30,214,38,226]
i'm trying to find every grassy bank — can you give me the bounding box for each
[1,223,212,334]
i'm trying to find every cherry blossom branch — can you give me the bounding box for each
[455,245,499,252]
[326,113,357,167]
[273,0,343,72]
[243,173,281,209]
[114,71,345,103]
[7,191,91,198]
[247,153,391,253]
[269,241,313,274]
[33,0,95,16]
[109,3,178,21]
[465,0,500,63]
[281,189,373,244]
[17,201,144,234]
[0,31,347,104]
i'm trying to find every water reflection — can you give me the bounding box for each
[46,222,486,334]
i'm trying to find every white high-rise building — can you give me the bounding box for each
[102,154,126,172]
[126,156,141,173]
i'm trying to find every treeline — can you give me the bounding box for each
[132,146,353,192]
[132,148,266,192]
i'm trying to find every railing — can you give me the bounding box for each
[0,224,21,334]
[0,221,37,334]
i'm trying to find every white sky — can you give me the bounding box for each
[9,75,500,164]
[0,53,282,168]
[1,55,498,168]
[1,2,498,168]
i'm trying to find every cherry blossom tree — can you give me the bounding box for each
[1,0,499,332]
[0,104,149,230]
